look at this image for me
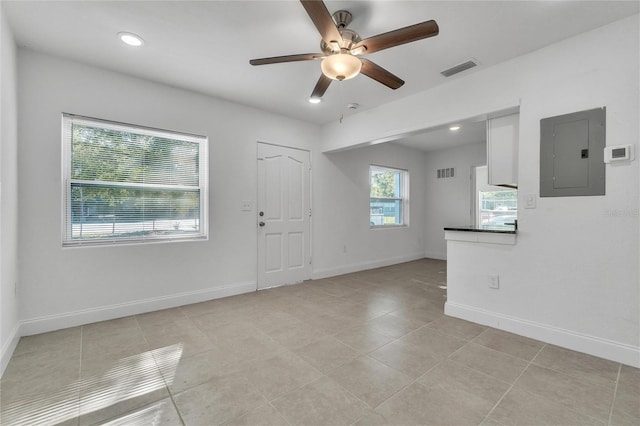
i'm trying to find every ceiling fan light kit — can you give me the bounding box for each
[321,53,362,81]
[250,0,439,100]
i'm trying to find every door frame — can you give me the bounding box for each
[256,141,312,289]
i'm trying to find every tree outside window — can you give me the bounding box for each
[63,114,208,246]
[370,165,408,227]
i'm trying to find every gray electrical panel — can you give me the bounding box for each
[540,107,605,197]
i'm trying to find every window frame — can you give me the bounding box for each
[473,165,517,229]
[61,114,208,247]
[369,164,409,228]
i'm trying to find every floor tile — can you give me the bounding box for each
[81,327,148,360]
[157,346,244,394]
[1,349,81,404]
[513,363,615,421]
[401,326,467,360]
[225,331,286,363]
[449,342,528,384]
[98,398,183,425]
[352,409,391,425]
[13,327,82,357]
[329,299,389,323]
[0,385,80,426]
[136,307,188,328]
[82,316,140,339]
[533,344,620,385]
[472,328,544,361]
[240,350,322,401]
[333,325,397,354]
[388,305,443,325]
[78,349,168,424]
[178,299,220,318]
[138,316,199,338]
[327,356,412,408]
[259,319,327,350]
[271,376,368,426]
[368,338,441,378]
[251,310,301,334]
[144,327,215,358]
[425,315,487,340]
[173,371,266,426]
[190,312,256,336]
[611,365,640,425]
[375,382,485,425]
[223,402,288,426]
[310,279,359,298]
[417,359,511,414]
[364,314,425,339]
[294,335,359,374]
[486,387,603,426]
[298,311,354,335]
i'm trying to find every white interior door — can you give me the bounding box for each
[257,143,311,289]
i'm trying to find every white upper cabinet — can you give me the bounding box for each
[487,113,519,187]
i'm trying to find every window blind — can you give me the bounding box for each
[62,114,208,246]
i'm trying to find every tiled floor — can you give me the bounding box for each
[1,259,638,425]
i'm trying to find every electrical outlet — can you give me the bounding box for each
[488,275,500,289]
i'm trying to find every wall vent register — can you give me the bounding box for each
[437,168,455,179]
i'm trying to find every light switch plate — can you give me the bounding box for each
[488,275,500,289]
[241,200,252,211]
[525,194,536,209]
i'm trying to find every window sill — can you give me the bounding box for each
[63,235,208,249]
[370,224,408,230]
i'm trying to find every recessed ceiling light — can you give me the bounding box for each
[449,125,461,131]
[309,97,322,104]
[118,32,144,47]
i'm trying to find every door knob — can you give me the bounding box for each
[259,221,266,227]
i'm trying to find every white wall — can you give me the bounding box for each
[0,10,20,375]
[312,142,427,278]
[424,143,486,260]
[17,50,320,334]
[319,15,640,366]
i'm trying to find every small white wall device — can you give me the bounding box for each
[604,144,634,163]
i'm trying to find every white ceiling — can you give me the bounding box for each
[3,0,638,135]
[392,118,488,152]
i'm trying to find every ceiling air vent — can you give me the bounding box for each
[440,59,478,77]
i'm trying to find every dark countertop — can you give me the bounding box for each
[444,225,517,234]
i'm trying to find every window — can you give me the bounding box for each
[62,114,208,246]
[474,165,517,228]
[369,165,409,227]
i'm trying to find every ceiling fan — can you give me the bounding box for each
[249,0,439,100]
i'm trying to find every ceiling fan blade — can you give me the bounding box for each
[300,0,343,45]
[250,53,324,66]
[311,74,332,98]
[360,58,404,90]
[354,20,439,54]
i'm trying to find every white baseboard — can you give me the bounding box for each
[445,301,640,368]
[424,250,446,261]
[1,322,21,377]
[312,252,426,280]
[20,281,257,337]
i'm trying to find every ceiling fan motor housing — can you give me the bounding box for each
[320,10,361,54]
